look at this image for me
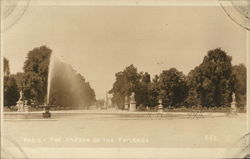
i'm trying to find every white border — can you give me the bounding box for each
[3,147,244,159]
[247,29,250,144]
[0,0,4,158]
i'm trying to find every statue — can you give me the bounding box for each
[232,93,235,102]
[231,93,237,115]
[130,93,135,102]
[19,90,23,100]
[16,90,24,112]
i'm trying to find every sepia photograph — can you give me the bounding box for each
[1,0,250,158]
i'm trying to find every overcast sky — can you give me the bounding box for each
[3,5,247,99]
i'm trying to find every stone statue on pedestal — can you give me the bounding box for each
[129,92,136,112]
[231,93,237,115]
[16,90,24,112]
[158,99,163,112]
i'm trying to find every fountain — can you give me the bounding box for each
[39,51,96,115]
[47,52,56,105]
[39,53,56,118]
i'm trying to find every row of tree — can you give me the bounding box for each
[4,46,96,108]
[109,48,246,109]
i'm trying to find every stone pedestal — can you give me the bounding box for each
[43,106,51,118]
[43,112,51,118]
[24,100,29,112]
[24,106,29,112]
[102,103,107,110]
[16,100,24,112]
[129,102,136,112]
[124,96,129,111]
[158,99,163,112]
[124,103,129,110]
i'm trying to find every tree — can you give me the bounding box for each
[4,58,19,107]
[232,64,246,107]
[20,72,44,103]
[158,68,187,107]
[22,45,52,104]
[187,48,234,107]
[148,75,160,107]
[4,75,19,106]
[4,57,10,76]
[136,72,151,106]
[110,72,126,108]
[110,65,141,109]
[185,67,202,107]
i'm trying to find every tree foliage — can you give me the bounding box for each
[232,64,246,107]
[4,75,19,106]
[158,68,187,107]
[187,48,234,107]
[4,57,10,76]
[148,75,160,107]
[109,65,141,109]
[4,46,246,110]
[21,46,52,104]
[110,65,188,108]
[110,48,244,109]
[3,58,19,106]
[136,72,151,106]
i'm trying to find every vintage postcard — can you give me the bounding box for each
[1,0,250,158]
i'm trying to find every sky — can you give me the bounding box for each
[2,5,247,99]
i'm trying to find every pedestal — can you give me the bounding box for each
[24,100,29,112]
[43,107,51,118]
[129,102,136,112]
[158,99,163,112]
[124,96,129,111]
[43,112,51,118]
[16,100,24,112]
[124,103,129,111]
[158,105,163,112]
[231,101,237,115]
[24,105,29,112]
